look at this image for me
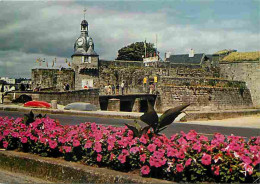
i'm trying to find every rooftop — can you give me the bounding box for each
[166,53,206,65]
[221,51,260,62]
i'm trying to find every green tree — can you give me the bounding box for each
[116,42,156,61]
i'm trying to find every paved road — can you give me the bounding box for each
[0,111,259,138]
[0,168,52,183]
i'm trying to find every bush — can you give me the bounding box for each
[0,116,259,183]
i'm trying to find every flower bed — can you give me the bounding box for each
[0,116,259,183]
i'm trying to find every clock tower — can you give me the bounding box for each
[71,18,99,90]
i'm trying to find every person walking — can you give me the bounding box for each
[116,84,119,95]
[112,84,115,95]
[121,81,125,95]
[0,83,4,104]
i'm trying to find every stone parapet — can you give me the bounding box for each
[0,151,170,183]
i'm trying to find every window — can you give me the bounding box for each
[81,56,84,63]
[84,56,91,63]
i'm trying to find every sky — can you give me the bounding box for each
[0,0,259,78]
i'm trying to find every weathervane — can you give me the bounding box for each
[83,8,87,20]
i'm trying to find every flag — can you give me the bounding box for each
[65,58,68,63]
[36,58,39,63]
[39,61,42,66]
[43,58,46,62]
[68,62,71,67]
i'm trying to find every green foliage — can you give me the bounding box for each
[125,120,150,138]
[116,42,156,61]
[126,101,189,137]
[23,111,46,125]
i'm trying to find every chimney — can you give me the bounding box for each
[165,51,171,61]
[189,49,194,57]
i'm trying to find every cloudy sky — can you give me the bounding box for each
[0,0,259,78]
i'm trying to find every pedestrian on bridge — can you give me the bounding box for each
[121,81,125,95]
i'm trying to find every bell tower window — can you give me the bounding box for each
[84,56,91,63]
[81,56,84,63]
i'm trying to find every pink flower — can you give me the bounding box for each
[94,142,102,153]
[97,154,102,162]
[110,153,115,161]
[140,153,146,163]
[3,130,10,136]
[241,155,252,165]
[58,137,67,144]
[211,165,220,175]
[139,135,148,144]
[177,137,187,145]
[186,130,197,141]
[11,132,19,138]
[153,150,164,159]
[199,135,209,142]
[108,143,114,151]
[167,147,178,157]
[118,154,126,163]
[201,153,211,165]
[122,149,129,156]
[130,146,140,154]
[185,158,192,166]
[176,151,185,159]
[176,163,184,172]
[84,141,92,149]
[154,138,162,147]
[63,146,72,153]
[192,142,202,153]
[3,141,8,148]
[147,144,157,152]
[21,137,28,144]
[245,164,253,175]
[48,140,57,149]
[73,139,80,147]
[141,165,150,175]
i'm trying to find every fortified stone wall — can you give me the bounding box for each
[155,86,253,112]
[160,77,246,88]
[32,69,58,89]
[56,69,75,91]
[99,63,219,94]
[11,89,100,107]
[31,68,75,91]
[219,61,260,108]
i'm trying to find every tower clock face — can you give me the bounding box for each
[77,38,84,46]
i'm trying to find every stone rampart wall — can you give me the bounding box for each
[11,89,100,107]
[159,77,246,88]
[219,61,260,108]
[155,86,253,112]
[31,68,75,91]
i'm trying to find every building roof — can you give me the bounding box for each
[86,45,98,56]
[221,51,260,62]
[166,53,206,65]
[71,48,88,57]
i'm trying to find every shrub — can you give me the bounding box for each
[0,116,259,183]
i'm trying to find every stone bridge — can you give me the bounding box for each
[99,94,157,112]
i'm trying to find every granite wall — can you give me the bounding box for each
[155,85,253,112]
[11,89,100,107]
[31,68,75,91]
[219,61,260,108]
